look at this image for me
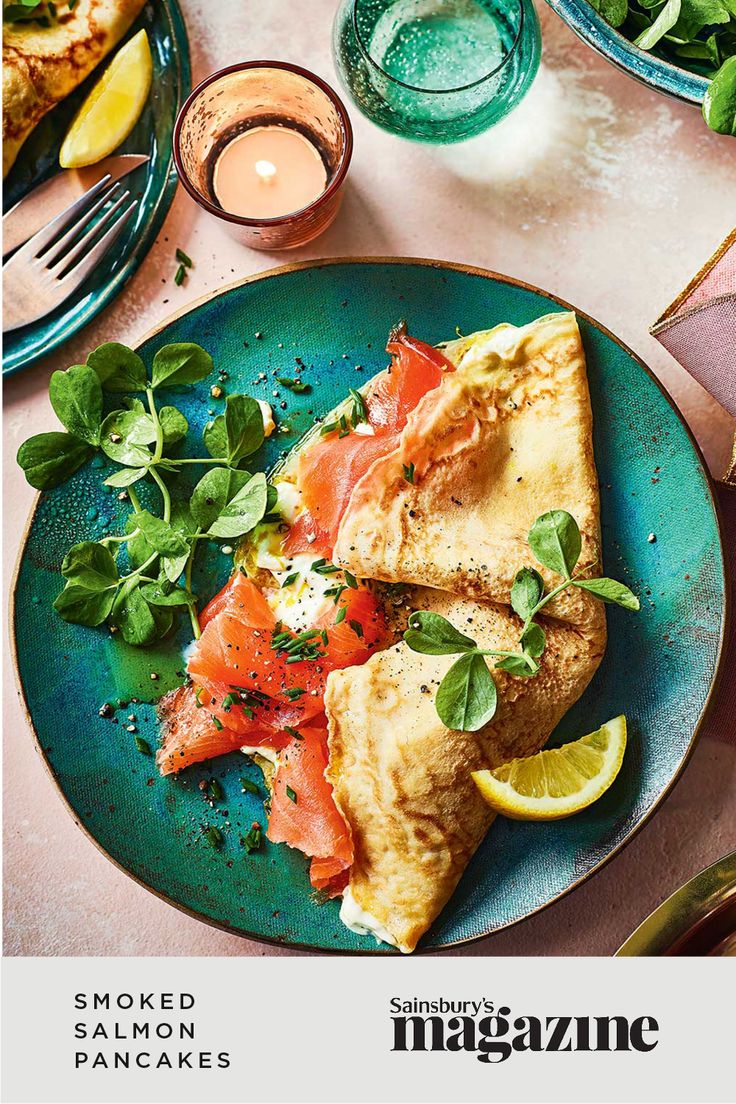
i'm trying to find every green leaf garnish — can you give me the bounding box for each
[405,611,476,655]
[435,653,498,731]
[573,577,640,610]
[510,567,544,621]
[87,342,147,392]
[206,472,268,539]
[135,511,190,557]
[17,432,93,490]
[528,510,581,579]
[49,364,103,445]
[61,541,119,591]
[151,343,213,389]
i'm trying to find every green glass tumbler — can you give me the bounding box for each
[332,0,541,143]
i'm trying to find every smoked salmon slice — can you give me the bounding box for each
[156,683,253,774]
[267,722,353,894]
[287,325,452,554]
[368,322,450,430]
[159,572,388,772]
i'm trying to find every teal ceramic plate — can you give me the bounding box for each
[12,259,728,953]
[2,0,190,377]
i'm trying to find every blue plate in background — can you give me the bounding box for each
[2,0,190,377]
[545,0,709,107]
[12,259,728,952]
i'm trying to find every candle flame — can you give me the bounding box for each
[255,159,277,183]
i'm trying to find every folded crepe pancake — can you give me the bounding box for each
[3,0,146,177]
[334,312,602,631]
[325,312,607,951]
[327,588,605,953]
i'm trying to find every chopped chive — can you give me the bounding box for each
[349,619,364,639]
[338,413,350,439]
[208,778,224,801]
[310,558,327,570]
[403,461,415,484]
[221,691,239,712]
[284,725,303,740]
[240,776,261,795]
[195,686,204,708]
[325,584,347,604]
[176,247,193,267]
[286,785,297,804]
[134,735,152,756]
[283,687,306,701]
[174,264,186,287]
[243,824,262,853]
[320,629,329,647]
[320,420,338,436]
[313,562,340,575]
[276,376,311,394]
[335,605,347,624]
[212,715,224,731]
[349,388,368,424]
[344,570,358,589]
[281,572,299,588]
[205,825,224,847]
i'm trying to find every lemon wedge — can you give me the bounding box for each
[59,29,152,169]
[472,715,627,821]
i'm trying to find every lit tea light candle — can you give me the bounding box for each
[174,62,353,249]
[213,126,329,220]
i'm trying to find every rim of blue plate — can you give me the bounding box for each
[544,0,709,106]
[10,257,731,954]
[2,0,191,378]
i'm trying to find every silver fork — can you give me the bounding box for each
[2,174,138,333]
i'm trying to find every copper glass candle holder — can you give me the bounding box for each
[173,61,353,250]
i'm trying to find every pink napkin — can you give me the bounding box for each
[651,227,736,485]
[651,231,736,744]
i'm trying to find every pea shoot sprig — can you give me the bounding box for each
[404,510,640,732]
[17,341,275,646]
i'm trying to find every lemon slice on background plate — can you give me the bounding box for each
[472,715,627,821]
[60,29,153,169]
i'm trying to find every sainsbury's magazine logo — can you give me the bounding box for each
[390,999,659,1063]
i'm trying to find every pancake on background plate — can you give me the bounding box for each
[3,0,146,177]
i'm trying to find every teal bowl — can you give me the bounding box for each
[12,259,728,953]
[545,0,708,106]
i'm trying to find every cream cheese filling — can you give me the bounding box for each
[241,745,280,766]
[340,887,399,949]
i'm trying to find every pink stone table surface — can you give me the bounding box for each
[3,0,735,957]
